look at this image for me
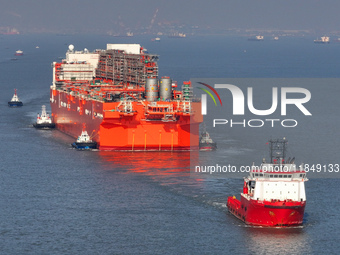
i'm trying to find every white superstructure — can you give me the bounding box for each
[36,105,52,125]
[247,166,307,202]
[106,44,141,54]
[244,138,308,203]
[11,91,20,102]
[76,130,93,143]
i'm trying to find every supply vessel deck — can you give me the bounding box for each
[50,44,202,150]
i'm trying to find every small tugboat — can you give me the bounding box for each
[33,105,55,129]
[8,89,23,107]
[72,127,97,150]
[227,138,308,227]
[199,124,217,151]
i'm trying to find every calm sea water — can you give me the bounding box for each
[0,34,340,254]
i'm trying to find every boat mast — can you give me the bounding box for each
[269,138,287,164]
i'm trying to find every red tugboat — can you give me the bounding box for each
[227,138,308,227]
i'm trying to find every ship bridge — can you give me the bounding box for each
[244,165,308,202]
[242,138,308,202]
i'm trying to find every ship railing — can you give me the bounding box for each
[177,101,192,115]
[145,104,174,114]
[250,172,307,180]
[144,104,177,121]
[116,100,136,116]
[161,115,176,122]
[243,192,254,198]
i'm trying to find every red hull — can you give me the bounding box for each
[199,146,215,151]
[50,89,202,151]
[227,195,306,227]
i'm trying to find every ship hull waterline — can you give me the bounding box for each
[227,195,306,227]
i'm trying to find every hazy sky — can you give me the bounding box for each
[1,0,340,33]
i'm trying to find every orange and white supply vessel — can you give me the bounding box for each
[50,44,202,150]
[227,138,308,227]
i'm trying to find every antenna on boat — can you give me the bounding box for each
[269,138,288,164]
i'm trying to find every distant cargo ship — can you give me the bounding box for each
[0,27,19,35]
[50,44,202,150]
[248,35,264,41]
[168,32,186,38]
[314,36,330,43]
[116,32,133,37]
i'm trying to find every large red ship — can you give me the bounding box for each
[227,138,308,227]
[50,44,202,150]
